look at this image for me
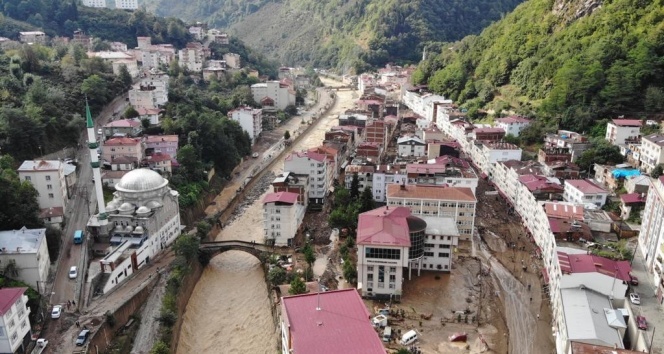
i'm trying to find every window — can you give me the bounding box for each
[24,176,31,181]
[389,267,396,273]
[47,184,53,190]
[389,274,396,283]
[424,252,434,257]
[438,252,450,258]
[367,274,373,281]
[365,248,401,260]
[20,320,26,329]
[48,193,54,198]
[10,331,17,343]
[424,243,434,248]
[367,266,374,272]
[8,320,14,329]
[45,175,51,181]
[439,244,451,249]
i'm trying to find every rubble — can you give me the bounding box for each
[226,172,275,224]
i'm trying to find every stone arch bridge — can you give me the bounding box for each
[198,240,287,264]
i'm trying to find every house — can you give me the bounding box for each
[0,227,51,286]
[605,119,642,146]
[72,30,92,49]
[134,108,162,126]
[542,161,581,179]
[639,134,664,173]
[638,176,664,288]
[115,0,138,9]
[538,148,572,164]
[559,249,632,300]
[471,127,506,142]
[548,218,592,242]
[144,135,178,163]
[563,179,609,207]
[208,30,229,44]
[223,53,241,69]
[101,170,128,188]
[543,202,585,221]
[620,193,646,220]
[624,175,650,194]
[280,289,386,354]
[203,60,227,81]
[594,164,640,191]
[178,42,206,72]
[0,288,32,354]
[406,156,478,194]
[103,119,142,138]
[143,153,172,174]
[40,207,64,227]
[427,141,461,159]
[18,160,69,214]
[545,130,591,162]
[263,192,305,247]
[129,74,169,110]
[397,136,426,157]
[356,142,382,159]
[338,111,369,128]
[518,175,564,201]
[188,26,204,40]
[110,156,137,171]
[229,107,263,144]
[284,151,332,204]
[102,137,144,163]
[495,116,531,137]
[251,81,295,111]
[386,184,476,239]
[19,31,46,44]
[344,165,375,192]
[272,172,309,208]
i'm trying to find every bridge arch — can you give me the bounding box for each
[198,240,276,265]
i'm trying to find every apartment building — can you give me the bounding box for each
[401,87,451,123]
[251,81,296,111]
[364,119,388,146]
[605,119,642,146]
[397,136,426,157]
[469,141,522,177]
[372,164,407,203]
[144,135,178,163]
[471,127,506,142]
[0,227,51,286]
[284,151,332,204]
[419,216,459,272]
[129,77,169,110]
[102,137,144,163]
[638,176,664,296]
[103,119,142,138]
[344,165,375,192]
[563,179,608,207]
[18,160,69,214]
[386,184,476,239]
[495,116,531,137]
[81,0,105,7]
[115,0,138,9]
[272,172,309,208]
[178,43,206,72]
[263,192,305,247]
[544,130,591,162]
[640,134,664,173]
[223,53,241,69]
[229,106,262,143]
[406,156,478,194]
[0,288,32,354]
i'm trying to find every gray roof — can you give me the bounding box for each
[115,168,167,192]
[63,163,76,176]
[0,227,46,254]
[561,288,623,348]
[419,216,459,236]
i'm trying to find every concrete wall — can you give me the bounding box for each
[170,260,204,350]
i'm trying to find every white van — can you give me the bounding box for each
[400,329,418,346]
[382,326,392,342]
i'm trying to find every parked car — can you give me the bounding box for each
[252,152,259,158]
[630,293,641,305]
[51,305,62,319]
[69,266,78,279]
[637,315,648,330]
[630,273,639,286]
[75,329,90,346]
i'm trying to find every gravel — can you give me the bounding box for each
[227,172,275,224]
[130,273,168,354]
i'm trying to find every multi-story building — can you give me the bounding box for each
[401,87,451,123]
[229,106,262,143]
[344,165,375,192]
[538,148,572,164]
[605,119,642,146]
[469,141,522,177]
[0,288,32,354]
[495,116,531,137]
[397,136,426,157]
[640,134,664,173]
[406,156,478,194]
[284,151,332,204]
[144,135,178,163]
[272,172,309,208]
[419,216,459,271]
[223,53,241,69]
[638,176,664,296]
[471,127,506,142]
[386,184,476,239]
[102,137,144,163]
[545,130,591,162]
[263,192,305,247]
[279,289,386,354]
[115,0,137,9]
[188,26,204,41]
[129,79,169,110]
[0,227,51,286]
[81,0,106,7]
[18,160,68,214]
[251,81,295,111]
[364,119,388,146]
[563,179,609,207]
[356,142,382,160]
[372,164,407,203]
[178,43,206,72]
[110,41,128,52]
[143,153,172,174]
[103,119,142,138]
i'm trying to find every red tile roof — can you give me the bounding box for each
[104,119,141,128]
[496,116,531,124]
[473,127,505,134]
[263,192,299,205]
[145,135,178,143]
[0,288,27,315]
[565,179,607,194]
[611,119,642,127]
[357,206,412,246]
[557,251,631,282]
[280,289,386,354]
[387,184,476,202]
[40,207,64,218]
[543,202,584,221]
[146,153,171,163]
[105,137,141,146]
[620,193,645,204]
[519,175,564,193]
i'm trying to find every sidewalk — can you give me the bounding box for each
[629,244,664,354]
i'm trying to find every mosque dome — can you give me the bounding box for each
[116,169,168,192]
[118,202,135,212]
[146,200,162,209]
[136,206,151,214]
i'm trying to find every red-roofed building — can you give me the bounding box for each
[263,192,305,246]
[619,192,646,220]
[548,218,592,241]
[103,119,142,138]
[144,135,179,163]
[356,142,382,159]
[280,289,387,354]
[557,251,631,300]
[284,151,332,204]
[143,153,172,174]
[0,287,31,353]
[606,119,642,146]
[543,202,585,221]
[564,179,609,207]
[495,116,531,137]
[471,127,506,142]
[102,137,144,163]
[518,175,564,200]
[406,156,478,193]
[272,172,309,208]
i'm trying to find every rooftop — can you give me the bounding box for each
[88,51,134,60]
[104,119,141,128]
[104,137,142,146]
[280,289,386,354]
[643,134,664,147]
[566,179,608,194]
[557,251,631,282]
[145,135,178,143]
[519,175,563,193]
[18,160,62,172]
[357,206,413,246]
[0,288,27,316]
[543,202,585,221]
[611,119,642,127]
[263,192,299,205]
[570,341,644,354]
[40,207,64,219]
[285,151,327,163]
[397,136,425,145]
[387,184,476,202]
[496,116,531,124]
[561,288,624,348]
[0,226,47,254]
[620,193,646,204]
[420,216,459,236]
[473,127,505,134]
[480,141,520,150]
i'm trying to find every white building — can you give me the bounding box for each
[397,136,426,157]
[638,176,664,292]
[284,151,332,204]
[178,44,205,72]
[401,88,451,123]
[129,75,169,110]
[344,165,375,192]
[640,134,664,173]
[0,227,51,286]
[18,160,68,214]
[558,250,631,300]
[605,119,642,146]
[112,60,139,78]
[223,53,241,69]
[495,116,531,137]
[93,169,181,293]
[19,31,46,44]
[372,165,407,203]
[229,106,262,143]
[262,192,305,247]
[563,179,608,207]
[81,0,106,8]
[188,26,204,41]
[406,156,479,194]
[420,216,459,272]
[251,81,296,111]
[115,0,137,9]
[469,141,522,177]
[0,288,32,354]
[386,184,477,240]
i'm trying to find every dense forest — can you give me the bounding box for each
[413,0,664,133]
[142,0,523,71]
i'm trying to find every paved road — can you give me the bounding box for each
[630,245,663,354]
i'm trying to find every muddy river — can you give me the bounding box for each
[176,78,357,354]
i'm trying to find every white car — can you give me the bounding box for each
[69,266,78,279]
[51,305,62,319]
[630,293,641,305]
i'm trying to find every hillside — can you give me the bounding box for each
[413,0,664,133]
[141,0,524,71]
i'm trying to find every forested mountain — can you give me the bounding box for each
[413,0,664,133]
[141,0,524,72]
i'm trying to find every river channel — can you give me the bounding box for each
[176,79,356,353]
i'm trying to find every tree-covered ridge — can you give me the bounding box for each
[142,0,523,70]
[414,0,664,133]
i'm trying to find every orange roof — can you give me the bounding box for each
[387,184,476,202]
[104,137,141,146]
[145,135,178,143]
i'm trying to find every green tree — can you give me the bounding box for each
[576,140,625,173]
[342,260,357,284]
[172,234,199,261]
[81,74,108,104]
[289,276,307,295]
[195,220,212,240]
[118,64,132,90]
[303,243,316,268]
[284,130,291,140]
[652,165,664,179]
[359,187,375,213]
[267,267,287,286]
[150,341,170,354]
[125,106,139,119]
[350,173,360,200]
[0,155,43,229]
[333,186,351,208]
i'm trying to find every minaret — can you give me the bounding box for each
[86,100,108,225]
